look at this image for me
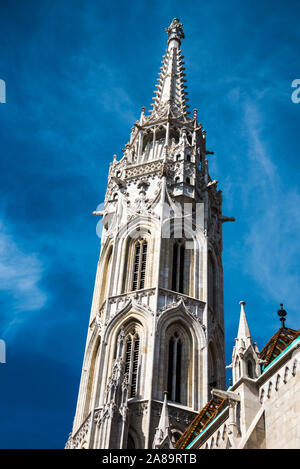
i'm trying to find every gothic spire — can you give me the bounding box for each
[152,391,173,448]
[150,18,189,118]
[237,301,252,343]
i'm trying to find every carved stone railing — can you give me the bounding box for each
[96,287,205,325]
[152,399,197,427]
[124,159,165,180]
[105,288,156,319]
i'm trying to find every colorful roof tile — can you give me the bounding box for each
[259,327,300,367]
[175,396,226,449]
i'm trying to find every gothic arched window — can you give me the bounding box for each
[172,240,185,293]
[99,245,113,306]
[167,332,182,403]
[124,332,140,398]
[83,336,100,421]
[247,359,254,379]
[132,239,147,291]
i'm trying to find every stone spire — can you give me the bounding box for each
[228,301,261,385]
[237,301,252,346]
[150,18,189,117]
[153,391,174,449]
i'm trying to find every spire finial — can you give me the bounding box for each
[277,303,287,328]
[165,18,185,48]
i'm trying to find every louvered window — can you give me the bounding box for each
[124,334,140,398]
[132,240,147,291]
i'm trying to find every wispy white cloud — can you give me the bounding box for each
[74,59,138,124]
[241,101,300,321]
[0,220,47,338]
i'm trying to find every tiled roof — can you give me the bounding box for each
[259,327,300,367]
[175,396,226,449]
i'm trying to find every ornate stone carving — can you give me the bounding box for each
[71,414,91,448]
[152,401,195,427]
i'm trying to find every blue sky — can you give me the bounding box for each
[0,0,299,448]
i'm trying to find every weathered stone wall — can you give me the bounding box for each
[260,347,300,449]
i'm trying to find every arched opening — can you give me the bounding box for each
[165,325,191,405]
[124,332,140,398]
[172,240,185,293]
[170,238,193,295]
[142,130,153,152]
[132,239,147,291]
[83,336,100,421]
[247,359,254,379]
[99,246,113,306]
[155,126,166,141]
[169,126,180,143]
[122,236,149,293]
[167,332,182,403]
[112,319,146,410]
[149,126,166,160]
[186,130,193,145]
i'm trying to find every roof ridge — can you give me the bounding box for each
[260,327,300,366]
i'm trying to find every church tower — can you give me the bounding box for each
[66,19,234,450]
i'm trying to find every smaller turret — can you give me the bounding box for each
[228,301,261,384]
